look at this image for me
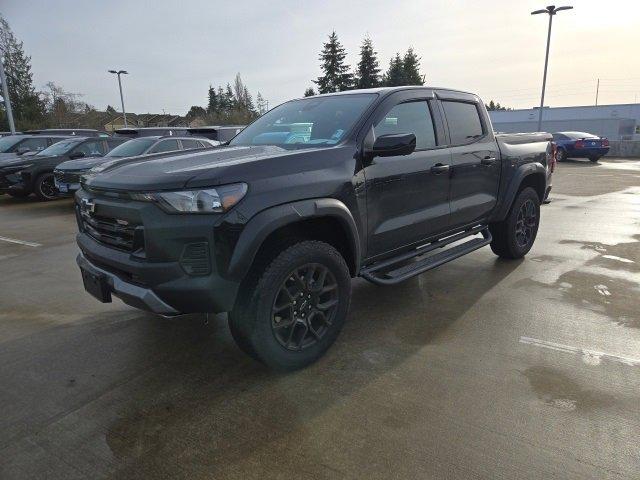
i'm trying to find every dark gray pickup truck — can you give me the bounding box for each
[75,86,556,370]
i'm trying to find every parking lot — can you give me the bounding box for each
[1,158,639,479]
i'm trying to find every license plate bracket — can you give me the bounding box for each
[81,268,112,303]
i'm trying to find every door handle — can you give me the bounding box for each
[430,163,450,175]
[481,156,497,166]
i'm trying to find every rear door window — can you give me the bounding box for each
[149,139,179,153]
[181,139,203,150]
[374,101,437,150]
[441,101,484,145]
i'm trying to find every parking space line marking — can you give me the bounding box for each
[0,236,42,248]
[519,336,640,366]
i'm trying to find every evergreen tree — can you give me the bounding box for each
[186,105,206,120]
[225,84,235,111]
[383,53,406,87]
[355,36,381,89]
[207,85,218,114]
[303,87,315,97]
[243,85,256,115]
[403,48,424,85]
[314,31,353,93]
[0,15,45,129]
[485,100,508,111]
[216,86,227,114]
[256,92,268,114]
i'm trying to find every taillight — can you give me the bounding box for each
[602,138,609,147]
[574,140,584,149]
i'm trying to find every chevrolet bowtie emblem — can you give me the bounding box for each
[81,198,96,213]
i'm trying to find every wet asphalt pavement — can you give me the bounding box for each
[0,158,639,479]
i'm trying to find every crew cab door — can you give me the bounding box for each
[439,96,500,227]
[363,91,451,257]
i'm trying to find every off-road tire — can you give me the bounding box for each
[489,187,540,259]
[229,240,351,371]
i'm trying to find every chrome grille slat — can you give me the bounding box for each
[79,209,142,252]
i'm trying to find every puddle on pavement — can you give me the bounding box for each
[560,236,640,273]
[522,366,615,412]
[519,270,640,329]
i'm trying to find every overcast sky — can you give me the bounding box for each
[3,0,639,115]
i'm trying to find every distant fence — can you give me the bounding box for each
[608,141,640,158]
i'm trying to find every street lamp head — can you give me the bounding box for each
[118,70,128,75]
[108,70,117,74]
[531,5,573,15]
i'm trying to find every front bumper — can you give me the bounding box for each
[77,252,179,316]
[74,189,241,314]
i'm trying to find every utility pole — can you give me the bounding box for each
[0,55,16,134]
[108,70,128,127]
[595,78,599,106]
[531,5,573,132]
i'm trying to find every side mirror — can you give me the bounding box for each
[369,133,416,158]
[69,151,86,160]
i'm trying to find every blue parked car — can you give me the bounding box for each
[552,131,609,162]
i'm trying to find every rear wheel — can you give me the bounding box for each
[557,149,567,161]
[229,240,351,371]
[489,187,540,259]
[34,172,58,201]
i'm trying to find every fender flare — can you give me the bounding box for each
[227,198,361,281]
[493,162,546,221]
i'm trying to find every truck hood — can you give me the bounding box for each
[84,145,325,191]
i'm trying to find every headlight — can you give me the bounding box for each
[131,183,248,214]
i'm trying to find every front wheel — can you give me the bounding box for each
[229,240,351,370]
[34,172,58,201]
[489,187,540,259]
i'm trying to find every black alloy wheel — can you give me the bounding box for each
[515,199,537,248]
[271,263,339,351]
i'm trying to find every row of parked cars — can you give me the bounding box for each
[0,126,243,201]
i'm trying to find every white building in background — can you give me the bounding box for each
[489,103,640,140]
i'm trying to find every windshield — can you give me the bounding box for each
[0,135,25,152]
[37,139,80,156]
[106,138,157,157]
[230,93,376,148]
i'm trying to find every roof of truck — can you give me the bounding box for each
[306,86,476,99]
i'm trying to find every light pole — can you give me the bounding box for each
[108,69,128,128]
[0,55,16,134]
[531,5,573,132]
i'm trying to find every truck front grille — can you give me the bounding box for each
[79,208,144,252]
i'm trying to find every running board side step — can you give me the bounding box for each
[360,226,492,286]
